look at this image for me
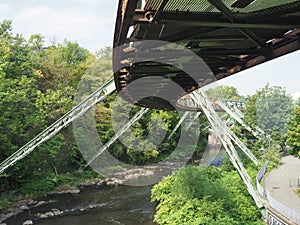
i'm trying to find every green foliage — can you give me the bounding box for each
[0,20,209,208]
[287,107,300,157]
[244,84,294,146]
[0,199,11,212]
[151,166,264,225]
[294,188,300,198]
[15,170,102,197]
[263,143,282,169]
[28,34,44,51]
[0,20,96,196]
[296,99,300,107]
[205,85,240,101]
[95,92,208,165]
[17,176,57,197]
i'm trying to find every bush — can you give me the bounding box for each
[151,166,264,225]
[0,199,11,212]
[17,176,56,196]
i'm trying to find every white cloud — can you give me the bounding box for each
[0,3,11,14]
[291,91,300,100]
[74,0,103,7]
[16,6,51,20]
[12,4,115,52]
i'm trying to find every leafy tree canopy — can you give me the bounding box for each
[287,107,300,157]
[244,84,294,145]
[151,166,264,225]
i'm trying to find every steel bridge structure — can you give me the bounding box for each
[1,0,300,222]
[113,0,300,110]
[111,0,300,216]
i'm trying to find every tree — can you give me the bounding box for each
[0,20,12,36]
[287,107,300,157]
[0,20,32,79]
[0,20,46,189]
[151,166,264,225]
[0,20,97,194]
[28,34,44,51]
[244,84,294,146]
[296,98,300,107]
[205,85,240,100]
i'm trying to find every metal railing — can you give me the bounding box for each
[266,190,300,224]
[257,162,300,224]
[256,161,268,197]
[191,90,263,209]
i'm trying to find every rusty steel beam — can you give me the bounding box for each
[155,20,299,30]
[131,9,300,30]
[113,0,139,47]
[131,10,300,30]
[113,0,300,111]
[142,0,171,39]
[216,34,300,80]
[208,0,269,49]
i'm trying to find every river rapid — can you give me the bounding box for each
[4,185,157,225]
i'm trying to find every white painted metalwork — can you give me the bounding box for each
[217,100,265,138]
[167,111,191,140]
[218,101,264,138]
[226,128,258,165]
[84,107,149,168]
[0,79,116,174]
[190,90,264,209]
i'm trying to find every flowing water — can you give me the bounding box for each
[4,152,225,225]
[5,185,157,225]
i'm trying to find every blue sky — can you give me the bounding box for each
[0,0,299,98]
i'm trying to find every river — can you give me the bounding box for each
[4,152,224,225]
[4,185,157,225]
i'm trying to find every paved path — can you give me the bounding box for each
[265,156,300,211]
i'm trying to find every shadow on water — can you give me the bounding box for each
[5,185,157,225]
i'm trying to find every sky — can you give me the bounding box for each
[0,0,118,53]
[0,0,299,99]
[218,50,300,98]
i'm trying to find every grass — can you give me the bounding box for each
[0,170,103,213]
[294,188,300,198]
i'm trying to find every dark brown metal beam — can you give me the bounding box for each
[142,0,170,39]
[208,0,269,49]
[193,48,262,56]
[157,20,299,30]
[162,27,219,43]
[113,0,139,47]
[216,36,300,80]
[132,9,300,29]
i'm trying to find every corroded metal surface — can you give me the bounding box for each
[113,0,300,110]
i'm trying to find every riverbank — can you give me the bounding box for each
[2,184,157,225]
[0,175,99,224]
[0,164,172,224]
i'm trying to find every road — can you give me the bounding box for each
[265,156,300,211]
